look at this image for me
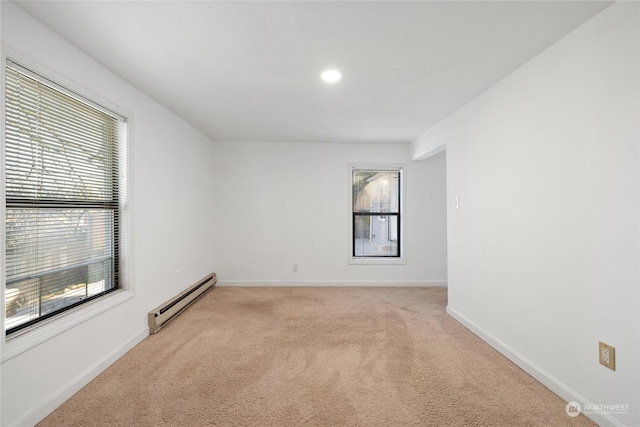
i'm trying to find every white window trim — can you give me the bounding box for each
[348,163,407,265]
[1,47,136,359]
[1,290,133,362]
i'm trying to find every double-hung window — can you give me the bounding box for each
[351,166,402,260]
[4,60,127,335]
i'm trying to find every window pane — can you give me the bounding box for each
[354,215,398,257]
[352,170,400,213]
[6,260,113,331]
[5,208,116,331]
[5,67,118,202]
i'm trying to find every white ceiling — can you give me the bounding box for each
[14,1,612,144]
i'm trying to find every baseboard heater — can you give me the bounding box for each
[148,272,217,334]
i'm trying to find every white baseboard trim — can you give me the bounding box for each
[217,280,447,287]
[446,306,625,427]
[11,327,148,427]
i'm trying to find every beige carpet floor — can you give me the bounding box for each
[39,287,594,426]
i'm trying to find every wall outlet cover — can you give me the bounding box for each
[599,341,615,371]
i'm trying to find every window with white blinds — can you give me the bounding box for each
[4,60,127,335]
[351,167,402,259]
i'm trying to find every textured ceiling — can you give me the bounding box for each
[15,1,613,144]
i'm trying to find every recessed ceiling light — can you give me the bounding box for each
[321,69,342,83]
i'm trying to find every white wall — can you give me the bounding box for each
[415,2,639,426]
[1,3,215,425]
[211,141,447,286]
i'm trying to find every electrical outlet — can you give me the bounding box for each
[292,264,298,273]
[599,341,615,371]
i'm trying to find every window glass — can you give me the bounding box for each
[5,61,126,335]
[352,169,401,258]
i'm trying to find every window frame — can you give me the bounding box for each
[2,52,132,345]
[348,163,406,265]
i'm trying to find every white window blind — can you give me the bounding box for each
[4,60,127,335]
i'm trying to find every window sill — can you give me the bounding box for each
[349,257,407,265]
[2,289,133,363]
